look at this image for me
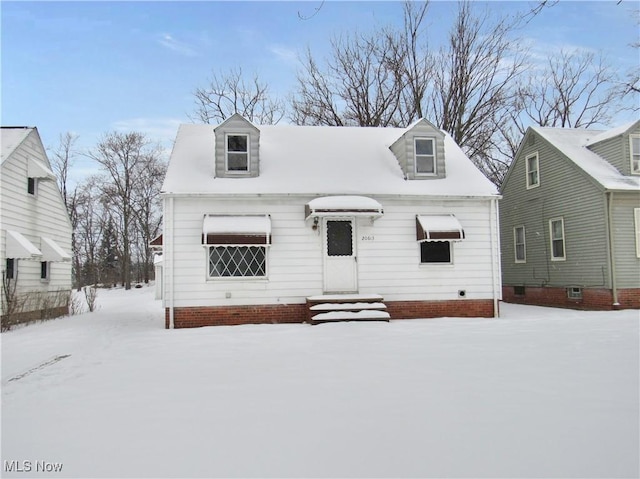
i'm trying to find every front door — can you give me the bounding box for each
[323,218,358,293]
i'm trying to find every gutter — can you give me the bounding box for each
[606,191,620,307]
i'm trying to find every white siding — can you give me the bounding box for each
[1,129,73,315]
[163,195,499,308]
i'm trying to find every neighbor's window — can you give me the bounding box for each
[631,135,640,174]
[549,218,566,261]
[40,261,49,280]
[208,246,266,278]
[415,138,436,175]
[420,241,451,264]
[27,177,37,195]
[226,134,249,172]
[514,225,526,263]
[5,258,16,280]
[525,152,539,189]
[567,287,582,300]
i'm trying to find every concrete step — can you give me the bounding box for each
[311,310,391,323]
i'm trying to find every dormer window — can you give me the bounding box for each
[226,134,249,172]
[415,138,436,175]
[630,134,640,175]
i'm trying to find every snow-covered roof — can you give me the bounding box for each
[584,121,638,147]
[1,127,33,164]
[162,123,498,197]
[533,126,640,191]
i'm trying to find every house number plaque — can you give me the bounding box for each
[361,235,375,241]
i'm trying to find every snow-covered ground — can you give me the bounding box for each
[1,286,638,478]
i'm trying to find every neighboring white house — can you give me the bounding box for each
[1,127,72,329]
[160,114,501,328]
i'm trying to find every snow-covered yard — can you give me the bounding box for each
[1,285,638,478]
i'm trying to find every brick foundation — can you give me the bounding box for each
[167,303,308,329]
[385,299,496,320]
[502,286,640,310]
[166,299,496,328]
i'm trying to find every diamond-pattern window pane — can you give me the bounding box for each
[209,246,266,277]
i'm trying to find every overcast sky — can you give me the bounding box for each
[1,1,638,181]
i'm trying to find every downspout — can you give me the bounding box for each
[606,191,619,307]
[168,196,175,328]
[490,197,501,317]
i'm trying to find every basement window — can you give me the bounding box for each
[513,286,525,296]
[567,287,582,300]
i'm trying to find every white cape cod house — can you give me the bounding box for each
[1,127,72,329]
[160,114,501,328]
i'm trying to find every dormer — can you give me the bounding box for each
[389,118,446,180]
[214,113,260,178]
[585,120,640,177]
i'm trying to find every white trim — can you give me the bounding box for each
[630,134,640,175]
[513,225,526,263]
[634,208,640,258]
[549,217,566,261]
[525,152,540,189]
[414,137,437,176]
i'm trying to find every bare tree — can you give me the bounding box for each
[192,67,286,125]
[291,27,408,127]
[87,132,162,290]
[427,1,526,174]
[517,49,621,130]
[131,154,166,284]
[50,132,78,208]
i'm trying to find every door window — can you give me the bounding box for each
[326,220,353,256]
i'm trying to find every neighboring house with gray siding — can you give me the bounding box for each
[500,120,640,309]
[1,127,73,329]
[160,114,501,328]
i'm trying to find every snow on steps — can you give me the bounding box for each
[306,294,389,324]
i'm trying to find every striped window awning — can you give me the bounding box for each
[416,215,465,241]
[202,215,271,245]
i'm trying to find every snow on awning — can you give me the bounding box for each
[202,215,272,245]
[305,196,384,220]
[5,230,42,259]
[40,237,72,262]
[416,215,465,241]
[27,158,56,180]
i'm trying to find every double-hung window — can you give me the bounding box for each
[549,218,566,261]
[514,226,526,263]
[526,152,540,189]
[630,135,640,175]
[226,134,249,172]
[415,138,436,175]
